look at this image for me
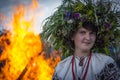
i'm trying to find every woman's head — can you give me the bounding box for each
[42,0,120,56]
[68,20,98,52]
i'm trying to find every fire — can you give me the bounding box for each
[0,0,60,80]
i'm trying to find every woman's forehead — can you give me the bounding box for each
[78,27,92,32]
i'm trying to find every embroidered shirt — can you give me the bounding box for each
[52,53,120,80]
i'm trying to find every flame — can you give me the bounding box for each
[0,0,60,80]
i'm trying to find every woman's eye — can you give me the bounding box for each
[79,31,85,34]
[90,32,95,35]
[90,32,96,36]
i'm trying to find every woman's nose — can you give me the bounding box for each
[85,33,91,40]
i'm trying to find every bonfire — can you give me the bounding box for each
[0,0,60,80]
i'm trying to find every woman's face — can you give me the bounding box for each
[72,27,96,52]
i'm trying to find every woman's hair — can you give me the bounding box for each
[66,20,98,51]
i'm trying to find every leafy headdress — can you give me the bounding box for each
[41,0,120,58]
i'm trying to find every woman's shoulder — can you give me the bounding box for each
[91,53,115,72]
[93,53,120,79]
[91,53,119,74]
[53,55,73,77]
[92,52,114,63]
[56,55,72,69]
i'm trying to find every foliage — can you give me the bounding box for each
[41,0,120,58]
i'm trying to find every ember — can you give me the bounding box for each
[0,0,60,80]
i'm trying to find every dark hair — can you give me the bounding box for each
[65,20,98,52]
[82,21,98,34]
[71,20,98,37]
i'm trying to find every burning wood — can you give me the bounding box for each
[0,0,60,80]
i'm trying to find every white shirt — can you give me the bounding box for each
[52,53,120,80]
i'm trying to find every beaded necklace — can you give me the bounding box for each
[72,51,92,80]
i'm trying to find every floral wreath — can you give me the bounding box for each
[42,0,120,58]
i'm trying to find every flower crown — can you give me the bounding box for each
[42,0,120,57]
[65,12,111,28]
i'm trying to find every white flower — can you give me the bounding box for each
[67,19,73,24]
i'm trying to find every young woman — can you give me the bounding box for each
[52,21,120,80]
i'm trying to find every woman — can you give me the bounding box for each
[52,21,120,80]
[41,0,120,80]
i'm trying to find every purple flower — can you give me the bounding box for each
[105,22,111,29]
[73,13,81,19]
[65,12,71,20]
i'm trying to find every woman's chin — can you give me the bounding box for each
[81,47,92,52]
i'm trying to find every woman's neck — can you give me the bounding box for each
[74,49,90,58]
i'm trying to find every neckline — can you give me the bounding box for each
[72,51,92,80]
[74,51,90,60]
[75,55,87,61]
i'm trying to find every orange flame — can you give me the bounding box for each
[0,0,60,80]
